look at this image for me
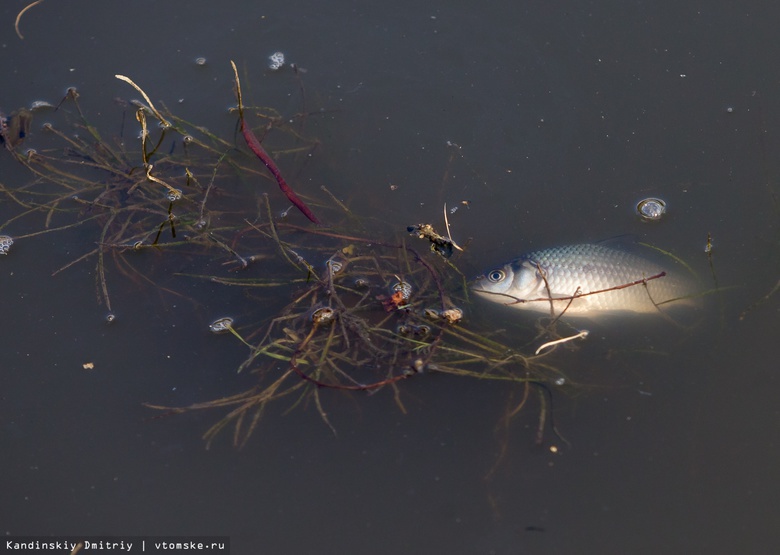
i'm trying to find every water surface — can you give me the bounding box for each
[1,1,778,553]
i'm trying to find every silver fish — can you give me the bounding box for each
[473,243,696,317]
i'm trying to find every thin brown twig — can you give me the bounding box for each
[14,0,44,39]
[115,75,171,127]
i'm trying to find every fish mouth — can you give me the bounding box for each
[469,277,496,296]
[469,276,493,293]
[470,276,514,300]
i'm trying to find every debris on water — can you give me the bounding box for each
[423,308,441,320]
[0,108,32,149]
[381,284,411,312]
[166,188,182,202]
[423,306,463,324]
[391,280,413,301]
[209,317,234,334]
[194,57,207,66]
[408,223,455,258]
[535,330,589,355]
[268,52,285,71]
[325,254,347,277]
[397,323,431,338]
[704,233,713,254]
[311,307,336,326]
[636,197,667,221]
[439,307,464,324]
[0,235,13,255]
[30,100,55,111]
[353,277,370,289]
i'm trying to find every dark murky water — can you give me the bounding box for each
[2,1,778,553]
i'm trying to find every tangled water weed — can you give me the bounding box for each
[0,66,589,449]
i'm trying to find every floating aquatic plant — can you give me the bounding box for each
[0,63,653,451]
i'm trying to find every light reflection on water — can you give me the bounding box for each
[1,0,778,553]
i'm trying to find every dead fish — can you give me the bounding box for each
[473,243,697,317]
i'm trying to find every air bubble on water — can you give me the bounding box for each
[325,255,346,277]
[209,317,234,334]
[636,197,666,221]
[423,308,441,320]
[0,235,14,255]
[194,57,207,66]
[391,281,413,301]
[554,377,566,386]
[268,52,285,71]
[105,313,116,323]
[439,307,463,324]
[30,100,55,111]
[311,307,336,326]
[166,189,183,202]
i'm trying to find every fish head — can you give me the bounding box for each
[472,259,545,306]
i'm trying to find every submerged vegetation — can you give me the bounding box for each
[1,63,676,449]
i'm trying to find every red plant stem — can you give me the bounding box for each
[240,121,322,224]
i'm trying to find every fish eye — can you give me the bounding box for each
[487,269,505,282]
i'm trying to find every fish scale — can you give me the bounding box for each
[473,243,696,316]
